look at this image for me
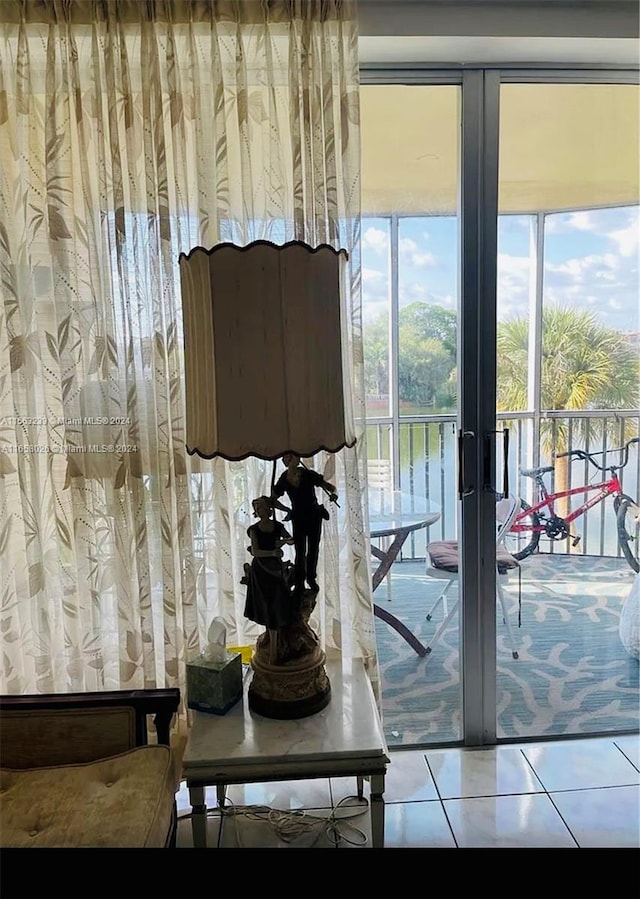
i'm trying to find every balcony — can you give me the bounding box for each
[367,410,640,747]
[367,409,640,561]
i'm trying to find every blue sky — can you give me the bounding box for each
[361,205,639,334]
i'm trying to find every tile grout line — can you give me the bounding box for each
[613,740,640,774]
[423,752,459,848]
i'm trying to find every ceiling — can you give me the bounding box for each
[360,81,640,215]
[358,35,640,66]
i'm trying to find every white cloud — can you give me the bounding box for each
[361,266,389,323]
[362,226,388,254]
[567,211,597,231]
[362,266,385,286]
[546,253,618,279]
[399,237,437,268]
[362,298,388,324]
[497,253,531,320]
[498,254,530,277]
[595,269,616,282]
[401,282,428,304]
[362,209,638,334]
[609,220,639,258]
[438,294,456,310]
[543,247,639,331]
[545,210,597,234]
[545,253,620,289]
[544,217,559,234]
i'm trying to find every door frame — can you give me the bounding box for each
[458,69,500,745]
[359,64,640,747]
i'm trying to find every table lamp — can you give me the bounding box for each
[179,240,356,718]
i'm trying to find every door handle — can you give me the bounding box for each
[457,429,475,499]
[483,428,510,496]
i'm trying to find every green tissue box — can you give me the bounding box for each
[186,651,243,715]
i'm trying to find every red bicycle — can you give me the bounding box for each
[508,436,640,572]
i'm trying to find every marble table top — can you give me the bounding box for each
[182,656,389,772]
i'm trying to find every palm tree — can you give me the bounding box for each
[497,306,639,518]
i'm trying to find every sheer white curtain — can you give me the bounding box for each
[0,0,378,701]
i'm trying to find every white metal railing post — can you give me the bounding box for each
[524,212,545,503]
[390,214,401,490]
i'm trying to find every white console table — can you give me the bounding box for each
[182,657,390,848]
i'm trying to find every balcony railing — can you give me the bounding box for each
[366,409,640,562]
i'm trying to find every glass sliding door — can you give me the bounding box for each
[496,78,640,741]
[360,69,639,749]
[360,81,463,746]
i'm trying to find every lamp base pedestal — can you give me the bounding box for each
[248,649,331,719]
[247,589,331,719]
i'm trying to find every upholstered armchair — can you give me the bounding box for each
[0,688,181,848]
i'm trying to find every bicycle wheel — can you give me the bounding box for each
[616,494,640,573]
[507,499,541,562]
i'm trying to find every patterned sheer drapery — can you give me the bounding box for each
[0,0,377,701]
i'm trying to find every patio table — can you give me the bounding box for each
[369,491,441,657]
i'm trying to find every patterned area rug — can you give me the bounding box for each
[375,554,639,747]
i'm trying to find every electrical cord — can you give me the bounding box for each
[178,794,370,847]
[225,795,370,848]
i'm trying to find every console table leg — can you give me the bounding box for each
[189,784,207,848]
[370,773,386,848]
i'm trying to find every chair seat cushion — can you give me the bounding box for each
[427,540,520,574]
[0,745,176,848]
[427,540,459,572]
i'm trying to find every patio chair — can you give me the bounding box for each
[424,494,521,660]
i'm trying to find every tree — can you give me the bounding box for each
[398,334,454,407]
[497,305,639,516]
[363,302,457,411]
[363,313,389,399]
[399,302,457,357]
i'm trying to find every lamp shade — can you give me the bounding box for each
[179,240,356,461]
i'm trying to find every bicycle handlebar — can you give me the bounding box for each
[555,436,639,471]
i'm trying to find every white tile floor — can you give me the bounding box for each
[175,732,640,849]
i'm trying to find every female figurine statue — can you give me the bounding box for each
[271,452,338,594]
[242,495,295,629]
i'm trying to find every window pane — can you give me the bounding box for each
[497,81,640,744]
[362,217,391,418]
[398,216,458,416]
[496,214,536,411]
